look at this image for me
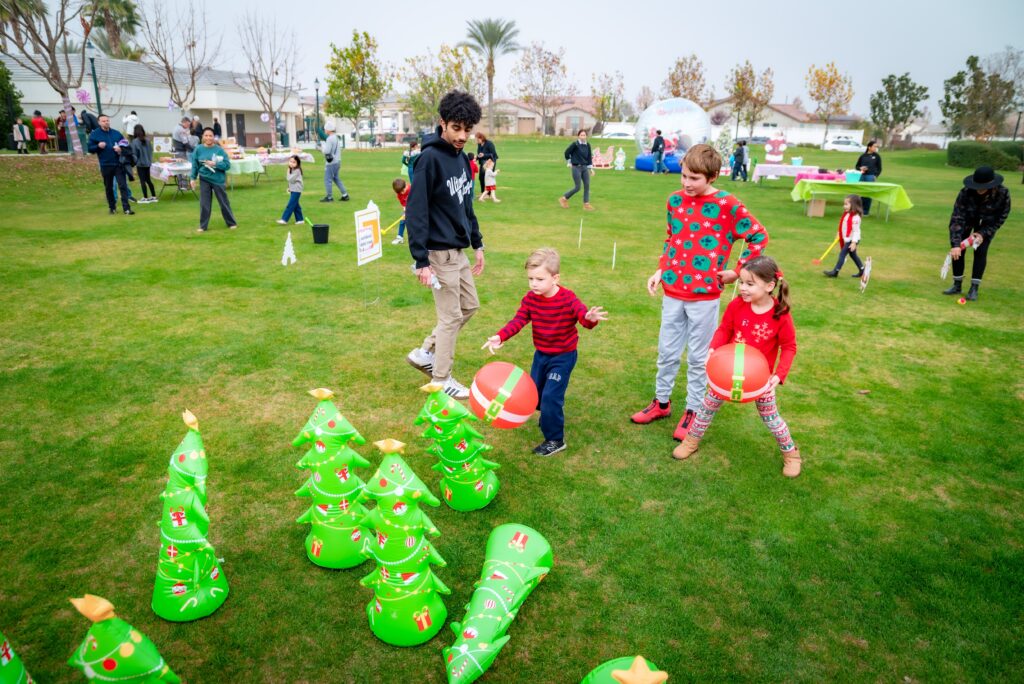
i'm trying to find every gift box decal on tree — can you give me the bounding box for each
[442,524,553,684]
[415,383,500,512]
[293,388,371,569]
[359,439,450,647]
[0,630,34,683]
[152,410,229,622]
[68,595,180,683]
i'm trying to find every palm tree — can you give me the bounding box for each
[0,0,46,52]
[86,0,139,55]
[460,18,520,134]
[88,26,144,61]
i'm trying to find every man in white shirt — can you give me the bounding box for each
[122,110,139,138]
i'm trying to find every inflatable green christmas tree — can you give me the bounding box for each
[152,410,228,622]
[68,595,179,682]
[0,630,33,683]
[359,439,449,646]
[415,383,500,511]
[443,524,552,684]
[293,388,371,569]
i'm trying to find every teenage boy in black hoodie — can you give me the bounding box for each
[405,91,486,399]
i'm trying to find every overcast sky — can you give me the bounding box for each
[214,0,1022,118]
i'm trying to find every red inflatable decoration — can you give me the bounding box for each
[469,362,539,429]
[706,343,771,403]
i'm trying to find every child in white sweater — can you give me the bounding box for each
[824,194,864,277]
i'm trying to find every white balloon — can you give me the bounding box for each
[635,98,712,155]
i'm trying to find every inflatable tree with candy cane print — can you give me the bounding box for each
[415,383,500,512]
[293,388,371,569]
[151,410,229,622]
[359,439,450,647]
[443,524,552,684]
[0,630,34,683]
[68,595,179,683]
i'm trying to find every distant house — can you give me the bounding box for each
[488,97,599,136]
[706,96,863,145]
[2,53,300,146]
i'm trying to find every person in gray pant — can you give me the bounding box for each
[320,121,350,202]
[558,129,594,210]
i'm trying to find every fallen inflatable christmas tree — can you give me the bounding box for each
[415,383,500,512]
[359,439,449,646]
[0,630,33,683]
[442,523,552,683]
[68,595,179,683]
[293,388,371,569]
[581,656,668,684]
[152,410,228,622]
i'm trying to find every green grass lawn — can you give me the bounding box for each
[1,138,1022,682]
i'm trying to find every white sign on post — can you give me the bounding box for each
[354,201,383,266]
[153,136,173,154]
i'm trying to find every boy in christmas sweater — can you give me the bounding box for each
[631,143,769,440]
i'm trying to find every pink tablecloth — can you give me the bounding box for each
[794,172,843,184]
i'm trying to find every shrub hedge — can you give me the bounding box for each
[947,140,1023,170]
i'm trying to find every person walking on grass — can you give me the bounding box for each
[277,155,305,225]
[404,90,486,400]
[87,114,134,216]
[942,166,1011,302]
[651,129,668,174]
[190,127,237,233]
[320,121,350,203]
[474,132,498,195]
[672,255,801,478]
[631,144,769,442]
[130,125,157,203]
[478,159,500,202]
[558,129,594,210]
[391,177,410,245]
[483,248,607,456]
[730,140,748,181]
[823,194,865,278]
[30,110,48,154]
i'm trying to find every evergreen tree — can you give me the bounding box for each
[0,61,24,147]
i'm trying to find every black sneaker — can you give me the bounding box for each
[124,209,135,215]
[851,271,863,278]
[129,196,138,203]
[109,209,116,215]
[532,440,566,456]
[340,194,351,202]
[319,196,334,203]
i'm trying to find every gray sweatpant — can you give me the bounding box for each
[198,179,236,230]
[654,296,720,412]
[324,162,348,198]
[563,165,590,203]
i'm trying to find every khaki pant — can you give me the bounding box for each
[421,249,480,382]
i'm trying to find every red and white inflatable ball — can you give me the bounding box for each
[706,343,771,403]
[469,362,539,429]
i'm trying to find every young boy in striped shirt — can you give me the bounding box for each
[483,248,607,456]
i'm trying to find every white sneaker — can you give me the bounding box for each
[441,376,469,400]
[276,219,288,225]
[149,197,159,203]
[406,347,435,378]
[391,235,404,245]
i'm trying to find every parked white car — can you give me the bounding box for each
[821,138,863,152]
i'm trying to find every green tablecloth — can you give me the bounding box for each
[790,180,914,212]
[226,156,265,175]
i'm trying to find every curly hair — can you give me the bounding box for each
[438,90,482,126]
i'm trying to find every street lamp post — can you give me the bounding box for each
[1013,109,1022,142]
[314,77,320,142]
[86,39,102,116]
[297,82,306,143]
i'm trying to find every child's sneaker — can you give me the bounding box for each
[276,219,288,225]
[405,347,435,378]
[630,399,671,424]
[672,409,697,441]
[782,448,802,477]
[532,440,566,456]
[558,196,569,209]
[391,235,404,245]
[441,376,469,400]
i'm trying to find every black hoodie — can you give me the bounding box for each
[406,127,483,268]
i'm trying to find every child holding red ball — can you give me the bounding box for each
[672,255,801,477]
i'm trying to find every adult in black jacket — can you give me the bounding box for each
[558,129,594,210]
[404,90,486,400]
[474,132,498,193]
[942,167,1011,301]
[855,140,882,215]
[651,130,668,174]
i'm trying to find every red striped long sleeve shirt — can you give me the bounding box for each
[496,286,598,354]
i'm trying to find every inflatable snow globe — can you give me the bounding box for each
[634,98,712,173]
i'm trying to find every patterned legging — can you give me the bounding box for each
[687,390,797,452]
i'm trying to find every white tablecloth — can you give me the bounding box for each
[261,152,315,165]
[151,160,192,182]
[751,164,816,182]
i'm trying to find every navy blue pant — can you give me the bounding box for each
[281,191,304,223]
[530,350,577,442]
[860,174,876,214]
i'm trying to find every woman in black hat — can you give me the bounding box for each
[942,166,1011,301]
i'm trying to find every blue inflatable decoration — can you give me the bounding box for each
[635,153,683,174]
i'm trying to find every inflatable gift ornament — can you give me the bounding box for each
[581,656,668,684]
[469,363,538,430]
[68,595,179,683]
[293,389,371,569]
[705,343,771,403]
[152,411,228,622]
[359,440,449,646]
[0,630,34,684]
[417,383,500,512]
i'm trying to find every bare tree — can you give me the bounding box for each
[0,0,88,156]
[138,0,218,114]
[635,85,656,113]
[511,42,573,135]
[235,12,298,148]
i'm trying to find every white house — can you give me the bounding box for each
[2,53,300,145]
[706,97,863,145]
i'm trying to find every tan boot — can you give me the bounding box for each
[583,202,595,211]
[672,435,700,460]
[558,196,569,209]
[782,448,802,478]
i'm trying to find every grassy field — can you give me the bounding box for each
[0,138,1022,683]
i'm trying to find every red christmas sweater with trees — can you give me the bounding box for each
[710,297,797,384]
[658,189,769,301]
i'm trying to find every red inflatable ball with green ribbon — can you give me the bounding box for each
[706,343,771,403]
[468,362,538,429]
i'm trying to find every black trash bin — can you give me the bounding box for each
[311,223,330,244]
